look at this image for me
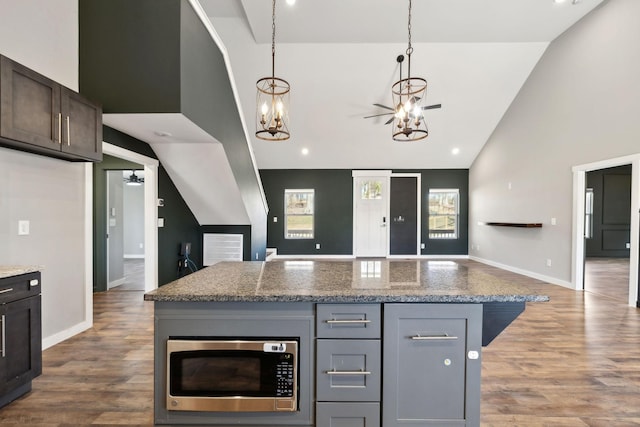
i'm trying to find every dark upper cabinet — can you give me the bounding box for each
[0,55,102,162]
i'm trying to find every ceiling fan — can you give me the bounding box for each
[364,55,441,125]
[124,170,144,186]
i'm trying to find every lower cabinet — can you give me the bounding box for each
[0,272,42,408]
[383,304,482,427]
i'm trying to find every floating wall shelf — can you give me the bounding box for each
[485,222,543,228]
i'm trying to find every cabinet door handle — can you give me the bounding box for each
[0,288,13,294]
[1,314,5,358]
[411,334,458,341]
[66,116,70,146]
[325,319,371,324]
[325,369,371,376]
[57,113,62,144]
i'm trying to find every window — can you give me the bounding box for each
[428,189,459,239]
[285,189,314,239]
[361,180,383,200]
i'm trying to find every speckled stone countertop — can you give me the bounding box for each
[0,265,42,280]
[144,260,549,303]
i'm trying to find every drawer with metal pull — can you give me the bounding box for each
[0,272,41,304]
[316,304,381,339]
[316,339,381,402]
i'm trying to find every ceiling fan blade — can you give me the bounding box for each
[384,117,394,125]
[373,103,394,111]
[421,104,442,110]
[364,112,394,119]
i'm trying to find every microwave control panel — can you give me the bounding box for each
[275,355,295,397]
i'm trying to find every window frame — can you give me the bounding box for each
[284,189,315,240]
[428,188,460,240]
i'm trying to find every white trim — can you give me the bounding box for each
[42,320,93,351]
[270,254,469,260]
[571,153,640,307]
[124,254,145,259]
[352,170,392,178]
[418,254,469,259]
[470,255,573,289]
[102,142,159,293]
[107,277,126,289]
[83,163,93,340]
[273,255,356,260]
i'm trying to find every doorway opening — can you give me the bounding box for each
[572,154,640,307]
[583,165,631,302]
[97,143,158,293]
[106,169,146,291]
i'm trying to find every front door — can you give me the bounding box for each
[353,172,390,257]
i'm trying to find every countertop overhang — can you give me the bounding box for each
[0,265,42,280]
[144,260,549,304]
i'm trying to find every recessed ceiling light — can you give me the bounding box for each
[301,148,309,155]
[452,147,460,155]
[286,0,296,5]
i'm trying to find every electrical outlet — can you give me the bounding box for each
[546,259,552,267]
[273,216,278,222]
[420,243,425,249]
[626,243,631,249]
[315,243,321,249]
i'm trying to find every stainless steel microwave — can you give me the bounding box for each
[166,338,298,412]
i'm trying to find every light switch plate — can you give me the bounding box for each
[18,220,30,235]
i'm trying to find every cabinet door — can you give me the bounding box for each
[0,56,61,149]
[61,87,102,161]
[383,304,482,427]
[0,295,42,395]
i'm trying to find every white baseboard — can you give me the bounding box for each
[124,254,145,259]
[272,254,356,260]
[108,277,125,289]
[42,319,93,350]
[270,254,470,260]
[469,255,575,289]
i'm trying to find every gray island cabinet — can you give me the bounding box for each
[145,260,548,427]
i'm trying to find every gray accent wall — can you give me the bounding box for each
[469,0,640,284]
[260,169,468,256]
[79,0,268,261]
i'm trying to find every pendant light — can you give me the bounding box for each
[391,0,428,141]
[256,0,290,141]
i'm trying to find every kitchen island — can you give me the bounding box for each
[145,259,548,427]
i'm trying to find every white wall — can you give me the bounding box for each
[123,181,145,257]
[469,0,640,285]
[0,1,89,345]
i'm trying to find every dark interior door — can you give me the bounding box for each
[586,165,631,258]
[390,176,418,255]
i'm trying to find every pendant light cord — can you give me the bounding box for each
[406,0,413,80]
[271,0,276,79]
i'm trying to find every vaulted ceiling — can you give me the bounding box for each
[203,0,604,169]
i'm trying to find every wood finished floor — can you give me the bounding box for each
[0,260,638,426]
